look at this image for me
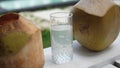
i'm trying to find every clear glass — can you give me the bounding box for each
[50,12,73,64]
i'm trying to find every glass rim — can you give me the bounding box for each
[50,12,73,18]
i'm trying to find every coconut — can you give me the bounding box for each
[0,13,44,68]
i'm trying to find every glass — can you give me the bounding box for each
[50,12,73,64]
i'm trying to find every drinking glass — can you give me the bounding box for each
[50,12,73,64]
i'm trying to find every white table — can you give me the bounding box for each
[44,33,120,68]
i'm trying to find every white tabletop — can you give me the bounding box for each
[44,33,120,68]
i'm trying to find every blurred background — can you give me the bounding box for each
[0,0,79,48]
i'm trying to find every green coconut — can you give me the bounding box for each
[0,31,30,56]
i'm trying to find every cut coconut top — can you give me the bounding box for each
[74,0,118,17]
[0,13,19,25]
[0,13,38,35]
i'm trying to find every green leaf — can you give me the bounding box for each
[42,29,51,48]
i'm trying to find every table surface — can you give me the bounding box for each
[43,33,120,68]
